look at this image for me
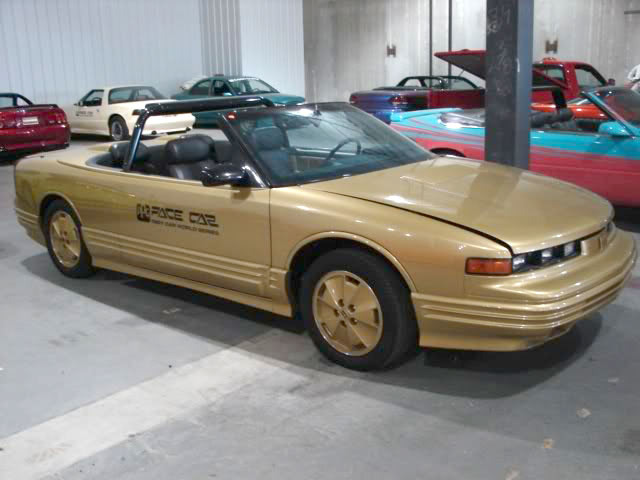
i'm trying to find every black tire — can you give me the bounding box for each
[109,116,129,141]
[43,199,96,278]
[299,248,417,371]
[431,148,464,157]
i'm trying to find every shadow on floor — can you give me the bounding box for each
[614,206,640,233]
[21,251,608,402]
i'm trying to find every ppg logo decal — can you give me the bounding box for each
[137,204,151,222]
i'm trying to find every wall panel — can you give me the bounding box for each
[304,0,640,102]
[0,0,203,106]
[239,0,305,97]
[199,0,243,76]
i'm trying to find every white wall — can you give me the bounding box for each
[304,0,640,102]
[239,0,306,97]
[199,0,243,76]
[0,0,204,106]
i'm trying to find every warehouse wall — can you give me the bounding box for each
[304,0,640,102]
[0,0,204,106]
[239,0,306,97]
[199,0,243,76]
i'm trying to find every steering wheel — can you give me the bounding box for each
[325,138,362,164]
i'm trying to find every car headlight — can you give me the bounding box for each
[466,239,582,276]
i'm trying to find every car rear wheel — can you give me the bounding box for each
[44,200,95,278]
[109,116,129,141]
[299,249,417,371]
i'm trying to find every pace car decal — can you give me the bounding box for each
[136,204,219,235]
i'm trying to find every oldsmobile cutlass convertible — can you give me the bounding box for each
[14,97,636,370]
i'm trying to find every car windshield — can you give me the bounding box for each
[593,88,640,126]
[230,104,434,186]
[109,86,166,104]
[229,78,277,95]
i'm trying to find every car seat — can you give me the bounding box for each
[250,126,291,178]
[164,136,217,180]
[109,141,150,171]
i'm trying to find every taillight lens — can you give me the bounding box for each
[0,112,17,129]
[44,111,67,125]
[349,95,357,104]
[390,95,409,107]
[465,258,512,275]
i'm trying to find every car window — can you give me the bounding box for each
[212,80,233,97]
[109,87,166,104]
[447,77,477,90]
[534,65,566,83]
[190,79,212,95]
[15,95,31,106]
[229,78,277,95]
[575,65,606,89]
[231,104,433,186]
[0,96,14,107]
[402,78,423,87]
[82,90,104,107]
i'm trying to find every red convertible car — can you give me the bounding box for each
[0,93,70,158]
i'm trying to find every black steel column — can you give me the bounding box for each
[485,0,534,168]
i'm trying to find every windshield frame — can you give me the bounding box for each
[583,87,640,136]
[226,102,435,188]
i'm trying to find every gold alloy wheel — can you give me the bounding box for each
[49,211,81,268]
[312,270,383,356]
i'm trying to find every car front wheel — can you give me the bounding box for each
[109,116,129,141]
[300,249,417,370]
[44,199,96,278]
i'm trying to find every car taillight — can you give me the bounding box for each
[0,112,17,129]
[389,95,409,107]
[44,111,67,125]
[349,95,357,104]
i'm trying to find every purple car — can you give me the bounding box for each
[349,75,483,123]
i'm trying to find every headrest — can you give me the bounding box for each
[530,111,552,129]
[556,108,574,122]
[165,136,210,165]
[109,141,149,166]
[178,134,216,153]
[251,126,286,151]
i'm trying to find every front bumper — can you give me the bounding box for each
[412,229,637,351]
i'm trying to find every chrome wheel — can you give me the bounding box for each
[110,120,124,141]
[312,270,383,356]
[49,211,81,268]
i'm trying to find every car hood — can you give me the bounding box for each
[303,157,612,254]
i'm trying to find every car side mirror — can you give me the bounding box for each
[608,78,616,86]
[598,121,631,138]
[201,164,247,187]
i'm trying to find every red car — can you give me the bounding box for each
[0,93,70,158]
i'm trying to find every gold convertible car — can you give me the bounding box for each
[14,97,637,370]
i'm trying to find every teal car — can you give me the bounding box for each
[172,76,305,125]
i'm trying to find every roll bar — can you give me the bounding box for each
[123,96,275,171]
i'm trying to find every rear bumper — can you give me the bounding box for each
[0,124,70,153]
[412,229,637,351]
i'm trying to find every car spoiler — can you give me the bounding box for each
[124,96,275,172]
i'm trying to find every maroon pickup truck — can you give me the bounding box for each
[349,75,483,123]
[350,49,611,123]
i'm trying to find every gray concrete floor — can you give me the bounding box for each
[1,134,640,479]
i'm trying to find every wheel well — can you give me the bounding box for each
[108,114,124,125]
[39,194,65,230]
[287,238,411,311]
[431,148,465,157]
